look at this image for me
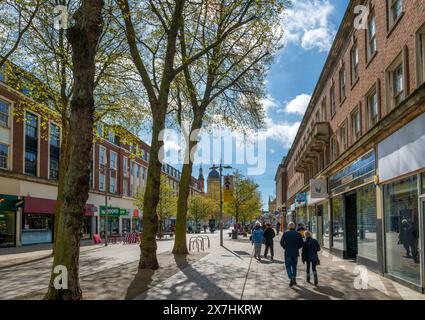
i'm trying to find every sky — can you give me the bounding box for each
[141,0,350,209]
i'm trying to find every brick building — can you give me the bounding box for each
[278,0,425,292]
[0,63,202,248]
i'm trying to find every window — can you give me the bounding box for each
[330,84,336,116]
[99,146,106,166]
[339,66,346,101]
[351,43,359,83]
[366,87,379,129]
[339,122,348,153]
[123,156,128,176]
[0,99,10,128]
[99,174,105,191]
[332,195,344,250]
[388,0,403,29]
[97,123,103,137]
[0,65,5,82]
[357,184,377,262]
[417,25,425,85]
[330,135,338,161]
[320,98,327,122]
[0,143,8,169]
[387,54,405,111]
[367,15,377,60]
[108,131,115,144]
[25,112,38,176]
[110,176,116,193]
[49,123,60,180]
[123,178,129,196]
[351,107,361,143]
[110,151,117,169]
[136,165,140,178]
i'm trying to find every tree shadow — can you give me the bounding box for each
[221,246,243,260]
[124,268,155,300]
[313,286,345,299]
[291,285,332,300]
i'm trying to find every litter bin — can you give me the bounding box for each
[232,229,238,239]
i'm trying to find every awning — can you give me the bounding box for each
[24,196,95,216]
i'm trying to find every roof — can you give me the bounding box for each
[208,169,220,180]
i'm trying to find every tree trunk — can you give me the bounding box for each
[139,116,164,269]
[173,118,203,254]
[45,0,104,300]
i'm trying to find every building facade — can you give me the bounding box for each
[0,63,201,248]
[279,0,425,292]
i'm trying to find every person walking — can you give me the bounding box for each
[251,221,264,261]
[302,231,321,286]
[280,222,304,287]
[263,223,276,261]
[276,221,281,236]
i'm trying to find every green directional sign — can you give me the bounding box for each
[99,206,128,216]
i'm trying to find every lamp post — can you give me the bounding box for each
[210,163,232,246]
[104,161,109,247]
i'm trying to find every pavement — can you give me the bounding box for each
[0,230,424,300]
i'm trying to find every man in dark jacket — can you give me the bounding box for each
[302,231,321,286]
[280,222,304,287]
[263,223,276,261]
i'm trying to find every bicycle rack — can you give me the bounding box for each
[189,235,210,252]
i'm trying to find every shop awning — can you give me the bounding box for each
[24,196,96,216]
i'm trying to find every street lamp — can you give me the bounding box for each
[210,163,232,247]
[103,161,112,247]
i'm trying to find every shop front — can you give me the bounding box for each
[329,149,378,267]
[23,196,96,245]
[99,206,129,236]
[308,179,330,248]
[132,209,141,232]
[294,192,307,228]
[378,112,425,292]
[0,194,20,248]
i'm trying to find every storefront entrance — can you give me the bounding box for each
[345,192,358,259]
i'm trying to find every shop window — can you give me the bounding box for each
[0,143,9,170]
[0,211,15,247]
[388,0,403,30]
[367,14,377,61]
[351,42,359,84]
[384,175,420,286]
[0,99,10,128]
[339,66,346,102]
[357,184,377,262]
[322,203,330,249]
[332,196,344,251]
[351,107,361,143]
[366,85,379,129]
[22,214,53,245]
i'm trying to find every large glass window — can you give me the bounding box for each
[357,184,377,262]
[0,211,15,247]
[332,196,344,251]
[384,175,420,285]
[21,214,53,245]
[296,206,307,228]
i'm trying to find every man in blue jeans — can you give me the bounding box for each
[280,222,304,287]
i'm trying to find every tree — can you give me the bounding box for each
[0,0,41,68]
[188,195,218,231]
[171,0,285,254]
[44,0,104,300]
[135,174,178,238]
[117,0,259,268]
[224,172,262,225]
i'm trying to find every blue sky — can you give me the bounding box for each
[210,0,349,208]
[143,0,350,209]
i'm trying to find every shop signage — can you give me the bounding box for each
[99,206,128,216]
[0,194,20,211]
[295,192,307,203]
[310,179,328,199]
[329,150,376,195]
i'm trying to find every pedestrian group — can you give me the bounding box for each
[251,220,321,287]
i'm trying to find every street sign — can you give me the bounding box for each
[99,206,128,216]
[223,175,234,203]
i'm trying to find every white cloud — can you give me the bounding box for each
[282,0,336,52]
[263,117,301,148]
[284,94,311,115]
[260,95,279,112]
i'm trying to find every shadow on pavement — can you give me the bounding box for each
[291,285,331,300]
